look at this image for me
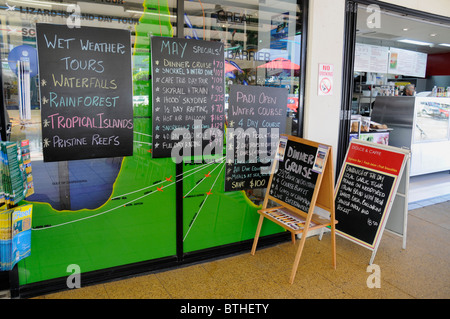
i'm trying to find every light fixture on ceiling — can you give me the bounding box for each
[397,39,433,46]
[402,28,409,31]
[430,33,437,37]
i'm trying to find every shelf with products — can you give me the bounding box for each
[349,114,391,145]
[353,71,421,116]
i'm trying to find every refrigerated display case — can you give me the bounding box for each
[371,96,450,176]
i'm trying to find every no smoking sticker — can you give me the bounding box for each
[318,63,333,96]
[320,77,332,94]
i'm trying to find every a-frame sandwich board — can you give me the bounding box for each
[251,135,337,284]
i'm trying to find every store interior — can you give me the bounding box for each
[352,5,450,206]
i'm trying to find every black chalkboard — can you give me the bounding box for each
[335,164,395,246]
[36,24,133,162]
[268,136,328,214]
[334,140,408,249]
[150,37,224,159]
[225,85,287,192]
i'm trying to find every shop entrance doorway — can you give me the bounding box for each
[338,1,450,204]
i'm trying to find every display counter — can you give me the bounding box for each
[349,114,391,145]
[371,96,450,176]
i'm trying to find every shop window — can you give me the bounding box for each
[347,3,450,177]
[181,0,303,204]
[0,0,308,287]
[351,5,450,144]
[0,0,177,210]
[183,0,303,136]
[0,0,304,209]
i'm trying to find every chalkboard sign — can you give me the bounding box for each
[36,24,133,162]
[252,135,336,284]
[335,140,408,250]
[225,85,287,192]
[150,37,225,159]
[268,135,331,214]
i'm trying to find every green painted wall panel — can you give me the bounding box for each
[182,161,284,253]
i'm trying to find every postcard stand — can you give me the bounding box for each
[251,135,337,284]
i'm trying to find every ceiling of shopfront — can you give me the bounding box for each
[356,5,450,54]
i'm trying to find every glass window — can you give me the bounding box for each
[352,4,450,146]
[353,5,450,116]
[414,97,450,142]
[0,0,177,210]
[0,0,304,210]
[0,0,306,285]
[183,0,303,136]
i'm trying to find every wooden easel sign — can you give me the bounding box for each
[334,139,409,264]
[251,135,337,284]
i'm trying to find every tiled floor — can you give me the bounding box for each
[35,197,450,299]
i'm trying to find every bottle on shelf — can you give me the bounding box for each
[432,86,437,97]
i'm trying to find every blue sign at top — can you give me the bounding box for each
[8,45,38,77]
